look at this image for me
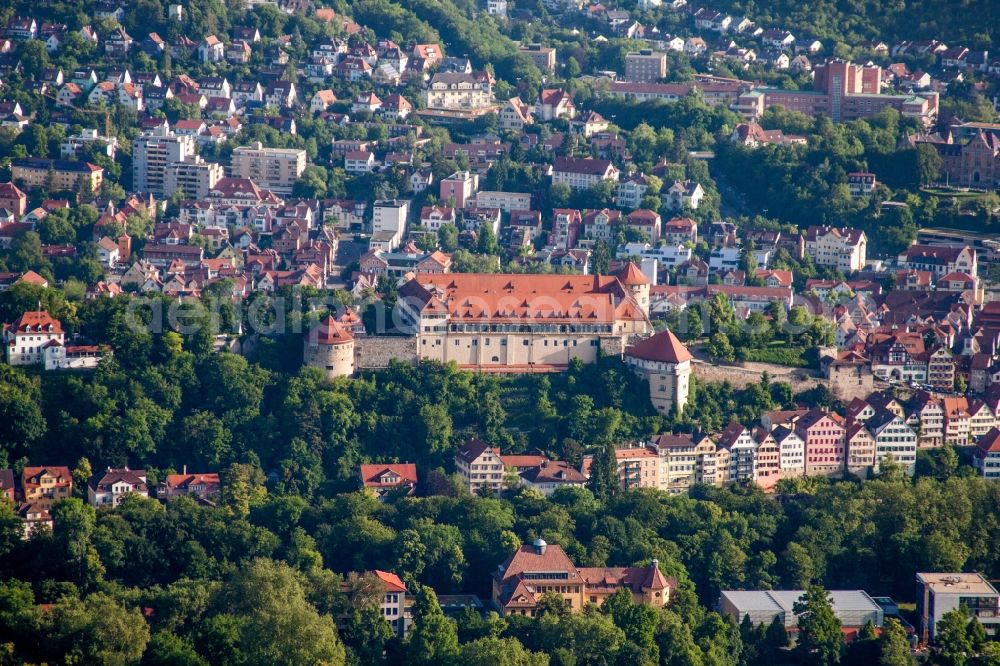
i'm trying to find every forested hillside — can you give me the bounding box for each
[703,0,998,48]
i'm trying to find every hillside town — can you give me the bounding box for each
[0,0,998,662]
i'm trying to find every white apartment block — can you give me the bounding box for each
[230,141,307,195]
[163,156,225,200]
[470,191,532,212]
[132,125,197,195]
[61,128,118,159]
[372,199,410,249]
[4,311,64,366]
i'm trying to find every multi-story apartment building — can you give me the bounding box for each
[796,409,846,477]
[163,155,224,200]
[60,128,119,159]
[424,72,494,110]
[974,428,1000,479]
[11,158,103,194]
[132,125,196,195]
[753,429,781,490]
[21,466,72,509]
[771,425,805,477]
[552,157,619,190]
[804,225,867,272]
[470,191,532,212]
[518,44,556,72]
[897,244,977,278]
[845,423,877,477]
[655,433,721,492]
[917,573,1000,643]
[624,50,667,82]
[372,199,410,250]
[498,97,533,132]
[846,172,877,198]
[493,540,673,616]
[455,438,507,494]
[396,268,651,371]
[372,570,410,637]
[867,408,917,474]
[230,142,307,195]
[439,170,479,208]
[718,422,756,483]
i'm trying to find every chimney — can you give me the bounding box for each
[183,464,187,475]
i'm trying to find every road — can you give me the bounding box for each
[709,159,755,219]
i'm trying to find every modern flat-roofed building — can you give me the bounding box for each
[720,589,883,630]
[625,50,667,82]
[133,125,197,195]
[916,573,1000,643]
[163,155,224,200]
[231,141,307,195]
[11,158,104,194]
[372,199,410,250]
[519,44,556,72]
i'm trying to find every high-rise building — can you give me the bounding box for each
[230,141,307,195]
[163,155,225,200]
[625,50,667,82]
[132,125,196,195]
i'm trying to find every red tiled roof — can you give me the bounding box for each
[625,329,692,364]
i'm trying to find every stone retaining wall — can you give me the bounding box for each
[355,336,418,369]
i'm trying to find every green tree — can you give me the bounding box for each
[406,585,459,665]
[878,617,914,666]
[586,441,620,503]
[936,606,972,666]
[47,593,150,666]
[220,559,346,666]
[458,636,548,665]
[794,586,844,666]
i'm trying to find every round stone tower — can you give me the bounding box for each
[303,315,355,379]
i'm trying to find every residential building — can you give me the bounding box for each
[360,463,418,498]
[804,225,868,272]
[772,425,806,477]
[795,409,846,477]
[158,472,221,501]
[3,310,64,366]
[536,89,575,120]
[499,97,533,132]
[0,182,27,218]
[455,438,507,494]
[625,50,667,82]
[974,428,1000,480]
[518,461,587,496]
[519,44,556,72]
[163,156,224,200]
[231,142,307,195]
[21,466,72,509]
[88,468,149,507]
[493,540,673,615]
[344,150,375,174]
[897,244,977,278]
[917,573,1000,643]
[372,199,410,250]
[649,433,719,492]
[470,191,532,212]
[552,157,619,190]
[719,422,757,482]
[60,129,118,160]
[867,408,917,475]
[132,125,197,195]
[847,172,878,198]
[372,570,409,637]
[665,180,704,210]
[11,158,103,194]
[424,72,494,110]
[440,171,479,208]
